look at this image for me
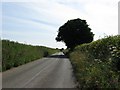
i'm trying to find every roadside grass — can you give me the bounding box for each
[69,35,120,88]
[2,40,59,71]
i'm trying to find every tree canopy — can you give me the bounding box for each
[55,18,94,49]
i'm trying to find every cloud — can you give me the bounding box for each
[84,0,118,36]
[2,0,119,48]
[54,0,118,39]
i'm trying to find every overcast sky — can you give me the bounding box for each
[2,0,119,48]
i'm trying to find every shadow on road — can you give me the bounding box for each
[48,54,68,59]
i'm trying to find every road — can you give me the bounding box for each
[2,52,76,88]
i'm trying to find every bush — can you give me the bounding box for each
[69,35,120,88]
[2,40,59,71]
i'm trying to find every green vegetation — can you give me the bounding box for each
[69,35,120,88]
[2,40,59,71]
[0,39,1,72]
[56,18,94,49]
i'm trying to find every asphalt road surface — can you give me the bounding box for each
[2,52,76,88]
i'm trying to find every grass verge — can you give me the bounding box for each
[2,40,59,71]
[69,35,120,88]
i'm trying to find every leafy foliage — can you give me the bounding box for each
[56,18,94,49]
[2,40,59,71]
[69,35,120,88]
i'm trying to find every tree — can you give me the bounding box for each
[55,18,94,49]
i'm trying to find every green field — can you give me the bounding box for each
[2,40,59,71]
[69,35,120,88]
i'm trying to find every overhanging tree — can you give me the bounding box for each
[55,18,94,49]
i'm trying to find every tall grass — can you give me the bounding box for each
[2,40,59,71]
[69,35,120,88]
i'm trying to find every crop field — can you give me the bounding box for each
[2,40,59,71]
[69,35,120,88]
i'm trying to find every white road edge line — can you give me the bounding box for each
[22,59,57,88]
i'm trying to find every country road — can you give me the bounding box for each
[2,52,76,88]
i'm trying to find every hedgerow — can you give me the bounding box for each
[2,40,59,71]
[69,35,120,88]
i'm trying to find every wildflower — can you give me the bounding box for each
[113,49,117,52]
[112,54,115,57]
[90,64,92,67]
[110,70,113,73]
[94,59,98,61]
[112,46,116,49]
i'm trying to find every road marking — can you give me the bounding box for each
[22,59,58,88]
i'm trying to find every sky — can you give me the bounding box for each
[1,0,119,48]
